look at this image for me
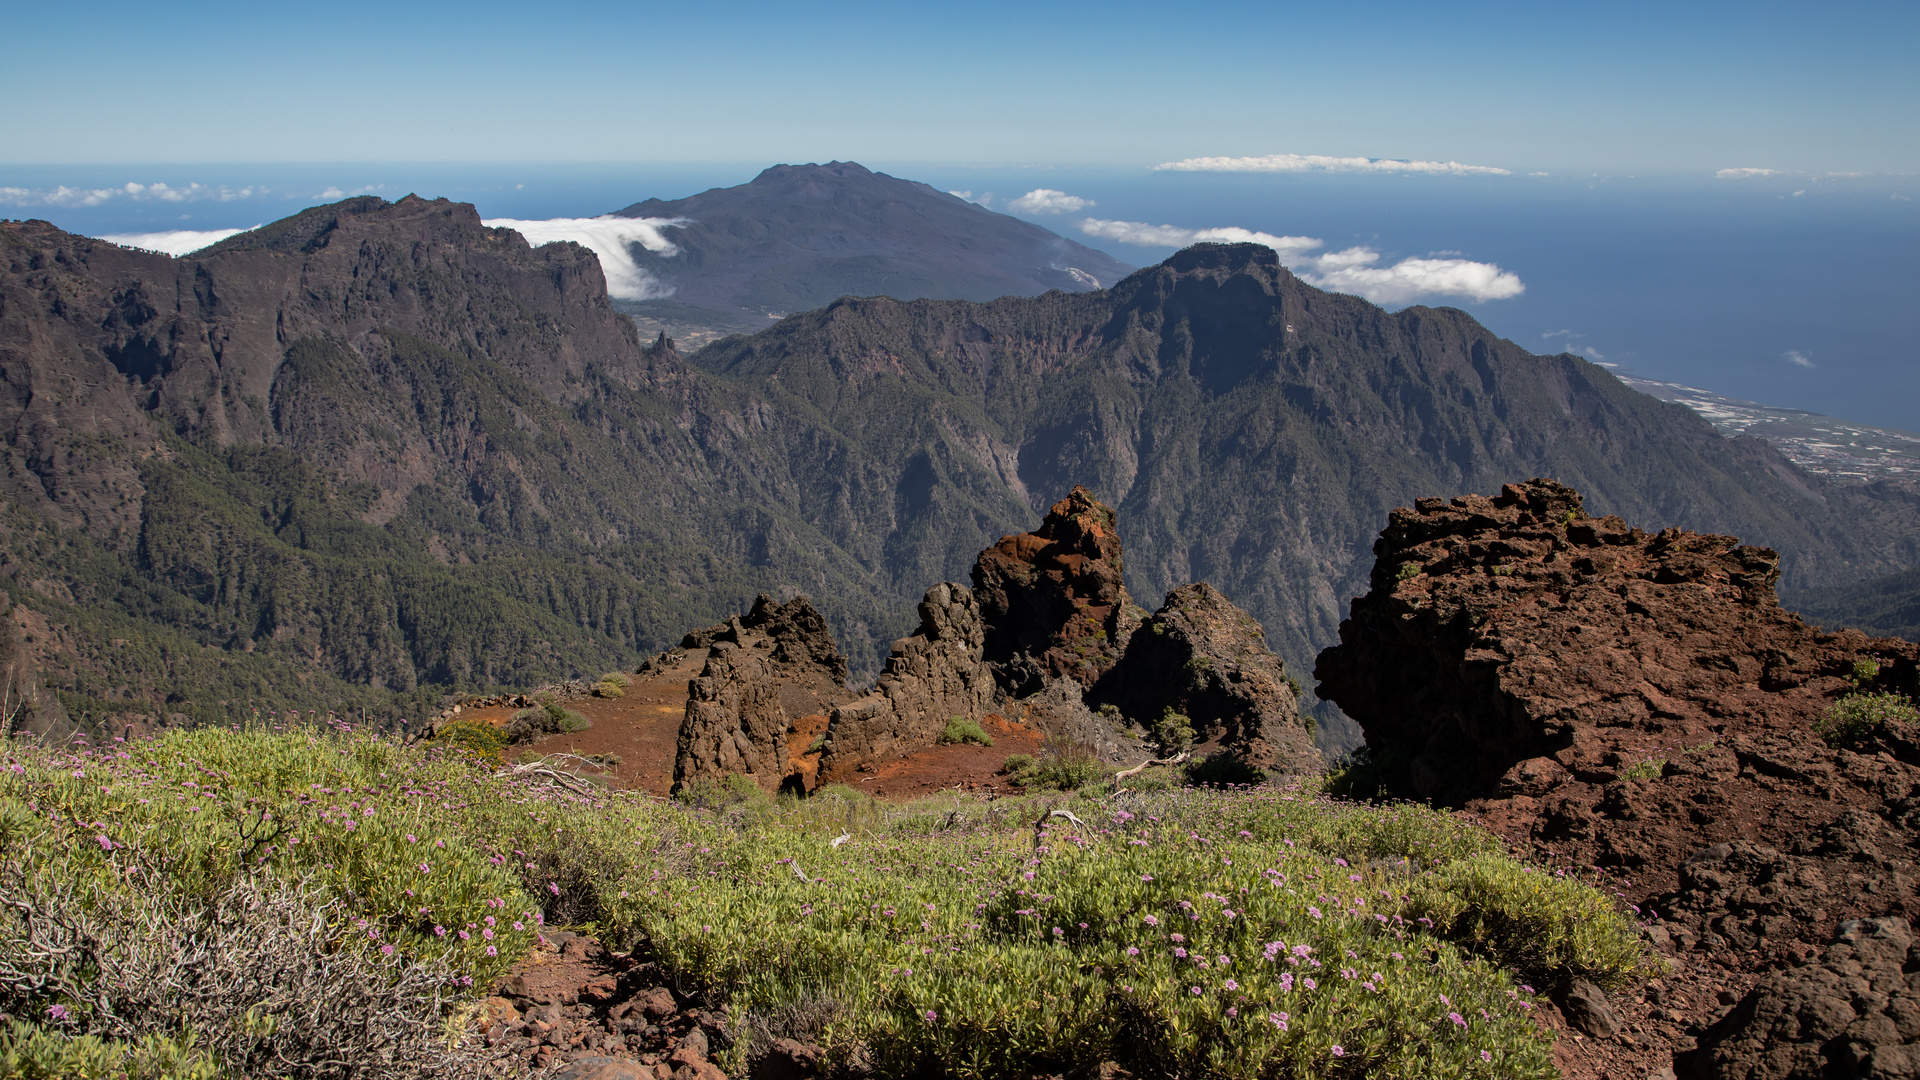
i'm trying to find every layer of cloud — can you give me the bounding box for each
[1715,168,1778,180]
[1078,218,1522,305]
[1783,350,1815,368]
[1079,218,1322,259]
[1008,188,1094,215]
[0,181,266,208]
[482,216,689,300]
[96,227,259,257]
[1154,153,1511,177]
[949,190,995,207]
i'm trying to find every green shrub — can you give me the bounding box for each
[600,672,632,688]
[1117,764,1179,792]
[938,717,994,747]
[0,1021,218,1080]
[1817,691,1920,748]
[428,717,509,765]
[1185,753,1267,787]
[1150,708,1194,754]
[592,681,626,699]
[675,773,770,811]
[1001,745,1109,791]
[514,700,591,736]
[622,785,1566,1079]
[1395,561,1423,580]
[1619,758,1665,782]
[1406,853,1654,992]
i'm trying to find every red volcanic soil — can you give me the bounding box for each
[464,658,1054,800]
[837,712,1045,799]
[460,651,709,797]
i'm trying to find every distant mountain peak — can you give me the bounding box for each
[605,162,1134,330]
[1164,242,1282,274]
[750,160,876,183]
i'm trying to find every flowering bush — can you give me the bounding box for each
[597,786,1638,1078]
[0,723,1648,1079]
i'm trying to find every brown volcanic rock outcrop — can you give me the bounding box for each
[1095,583,1318,773]
[1677,916,1920,1080]
[679,593,849,686]
[816,583,995,782]
[971,486,1142,693]
[1316,478,1920,1077]
[672,597,849,795]
[815,489,1323,778]
[1313,479,1920,880]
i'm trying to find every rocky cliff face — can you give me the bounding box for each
[816,583,995,783]
[1315,478,1920,1078]
[971,485,1141,693]
[1095,583,1318,775]
[679,594,849,686]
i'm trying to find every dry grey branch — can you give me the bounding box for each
[0,860,509,1078]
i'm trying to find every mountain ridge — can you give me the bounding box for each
[2,196,1914,747]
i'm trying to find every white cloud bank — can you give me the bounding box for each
[0,181,267,208]
[482,216,690,301]
[1008,188,1094,214]
[97,227,259,257]
[1079,218,1523,305]
[1154,153,1511,177]
[1715,168,1778,180]
[1783,350,1815,368]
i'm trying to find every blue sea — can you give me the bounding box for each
[6,161,1915,432]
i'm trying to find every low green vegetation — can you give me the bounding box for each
[508,700,591,741]
[1817,691,1920,748]
[938,717,995,747]
[1152,708,1196,754]
[0,1021,218,1080]
[1001,745,1110,791]
[0,725,1651,1078]
[1619,758,1666,782]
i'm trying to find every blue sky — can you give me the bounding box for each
[4,0,1916,174]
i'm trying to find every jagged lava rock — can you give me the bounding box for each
[817,583,995,782]
[971,485,1142,692]
[1677,917,1920,1080]
[1315,477,1920,928]
[680,593,849,685]
[1316,478,1919,806]
[1095,583,1318,773]
[673,597,850,794]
